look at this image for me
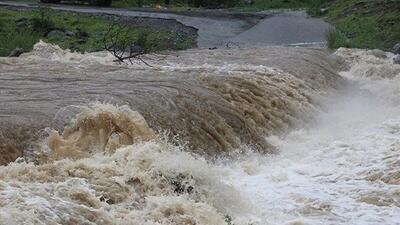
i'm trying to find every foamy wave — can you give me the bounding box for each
[336,48,400,104]
[336,47,400,80]
[0,139,253,225]
[0,43,347,224]
[227,47,400,224]
[20,41,117,65]
[41,103,156,161]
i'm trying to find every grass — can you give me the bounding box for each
[0,7,195,56]
[110,0,328,10]
[233,0,327,12]
[325,28,350,50]
[111,0,156,8]
[110,0,400,51]
[5,0,328,11]
[0,29,40,56]
[5,0,399,52]
[318,0,400,50]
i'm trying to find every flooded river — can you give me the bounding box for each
[0,42,399,224]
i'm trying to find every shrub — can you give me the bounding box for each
[112,0,239,8]
[0,29,40,56]
[31,7,55,34]
[185,0,239,8]
[325,28,351,49]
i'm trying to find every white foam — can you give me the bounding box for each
[228,48,400,225]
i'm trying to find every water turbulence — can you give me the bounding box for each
[229,48,400,224]
[0,41,343,162]
[45,103,156,161]
[1,42,397,224]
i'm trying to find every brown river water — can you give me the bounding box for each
[0,41,343,164]
[1,42,399,225]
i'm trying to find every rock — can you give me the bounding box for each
[77,30,89,39]
[15,18,30,28]
[77,38,86,44]
[394,55,400,64]
[392,43,400,54]
[369,49,387,59]
[320,8,329,14]
[244,0,254,5]
[46,30,66,39]
[65,30,75,37]
[8,48,25,57]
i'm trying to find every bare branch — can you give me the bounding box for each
[103,19,152,66]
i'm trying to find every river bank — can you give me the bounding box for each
[0,6,197,56]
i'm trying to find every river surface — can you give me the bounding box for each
[0,42,399,225]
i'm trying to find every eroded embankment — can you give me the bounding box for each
[0,42,343,166]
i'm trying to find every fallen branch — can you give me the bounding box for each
[103,20,152,67]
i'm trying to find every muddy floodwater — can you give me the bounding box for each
[0,42,399,225]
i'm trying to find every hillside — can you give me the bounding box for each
[319,0,400,50]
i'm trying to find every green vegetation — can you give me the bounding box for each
[110,0,327,10]
[325,28,350,50]
[0,28,40,56]
[224,215,254,225]
[234,0,327,12]
[5,0,399,51]
[110,0,400,51]
[318,0,400,50]
[11,0,326,9]
[224,215,235,225]
[0,7,195,56]
[111,0,238,8]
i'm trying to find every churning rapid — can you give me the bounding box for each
[0,42,399,224]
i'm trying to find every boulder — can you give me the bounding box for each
[320,8,329,14]
[15,18,30,28]
[8,48,25,57]
[77,30,89,39]
[65,30,76,37]
[46,30,66,39]
[77,38,86,44]
[392,43,400,55]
